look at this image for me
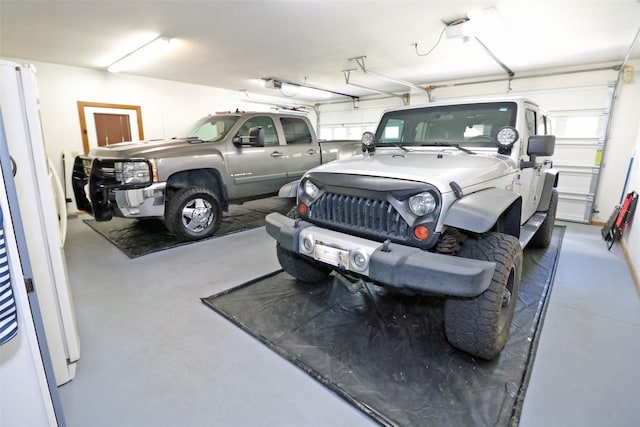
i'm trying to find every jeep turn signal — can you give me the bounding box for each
[414,225,429,240]
[298,203,308,215]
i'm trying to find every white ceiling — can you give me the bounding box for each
[1,0,640,102]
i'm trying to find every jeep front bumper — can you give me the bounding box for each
[266,212,496,297]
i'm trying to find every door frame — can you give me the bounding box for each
[77,101,144,154]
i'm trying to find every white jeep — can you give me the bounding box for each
[266,97,559,360]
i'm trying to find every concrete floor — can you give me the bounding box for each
[56,218,640,427]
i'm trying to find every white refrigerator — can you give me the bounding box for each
[0,59,80,387]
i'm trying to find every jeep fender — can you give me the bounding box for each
[278,179,299,198]
[443,188,521,236]
[536,169,560,212]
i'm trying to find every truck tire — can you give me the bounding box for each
[444,232,522,360]
[276,243,331,283]
[165,187,222,241]
[529,188,558,248]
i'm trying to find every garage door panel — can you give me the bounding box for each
[557,196,593,223]
[555,168,598,195]
[553,145,601,166]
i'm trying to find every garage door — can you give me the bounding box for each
[519,83,615,223]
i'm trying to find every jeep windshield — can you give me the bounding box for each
[374,102,517,149]
[177,115,239,142]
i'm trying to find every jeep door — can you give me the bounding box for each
[519,108,548,222]
[225,115,289,199]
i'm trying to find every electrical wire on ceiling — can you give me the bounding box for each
[413,17,469,57]
[413,26,447,57]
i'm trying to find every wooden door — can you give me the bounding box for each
[94,113,131,146]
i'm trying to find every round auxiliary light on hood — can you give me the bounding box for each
[495,126,519,151]
[361,131,375,153]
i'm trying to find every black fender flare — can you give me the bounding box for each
[443,188,522,236]
[536,169,560,212]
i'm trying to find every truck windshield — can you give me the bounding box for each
[178,116,239,142]
[374,102,517,148]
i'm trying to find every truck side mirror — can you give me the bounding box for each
[233,126,265,147]
[248,126,265,147]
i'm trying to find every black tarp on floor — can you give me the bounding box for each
[83,196,294,258]
[202,227,564,427]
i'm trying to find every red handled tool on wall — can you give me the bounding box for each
[602,191,638,250]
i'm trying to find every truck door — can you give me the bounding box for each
[279,117,321,179]
[225,115,288,198]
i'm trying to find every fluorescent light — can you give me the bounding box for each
[107,36,172,73]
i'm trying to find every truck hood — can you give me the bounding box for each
[308,148,517,193]
[88,138,219,159]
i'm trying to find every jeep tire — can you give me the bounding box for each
[165,187,222,241]
[529,188,558,248]
[444,232,522,360]
[277,243,332,283]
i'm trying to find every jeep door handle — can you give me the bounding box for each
[306,149,317,155]
[271,151,284,158]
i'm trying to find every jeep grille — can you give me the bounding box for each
[308,192,410,241]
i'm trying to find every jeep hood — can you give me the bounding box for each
[88,138,221,159]
[309,149,517,193]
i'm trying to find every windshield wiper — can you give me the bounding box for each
[420,142,475,155]
[177,136,203,143]
[393,143,410,152]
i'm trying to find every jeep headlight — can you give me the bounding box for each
[114,160,152,185]
[409,191,436,216]
[303,179,319,199]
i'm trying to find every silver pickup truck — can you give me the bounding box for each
[266,97,559,360]
[72,111,359,240]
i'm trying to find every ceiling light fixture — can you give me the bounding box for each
[444,16,472,43]
[107,36,172,73]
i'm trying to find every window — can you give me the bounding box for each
[375,102,517,148]
[525,110,537,135]
[242,116,279,146]
[281,117,312,144]
[178,116,238,142]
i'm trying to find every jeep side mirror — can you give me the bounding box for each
[233,126,265,147]
[528,135,555,157]
[521,135,556,169]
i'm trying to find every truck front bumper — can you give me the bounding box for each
[266,212,496,297]
[112,183,166,218]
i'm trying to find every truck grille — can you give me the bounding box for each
[308,193,409,240]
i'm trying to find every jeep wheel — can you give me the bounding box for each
[444,232,522,360]
[276,243,331,283]
[529,188,558,248]
[165,187,222,241]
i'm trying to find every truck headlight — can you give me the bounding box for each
[114,160,152,185]
[409,191,436,216]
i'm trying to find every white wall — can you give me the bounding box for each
[623,120,640,281]
[4,58,316,208]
